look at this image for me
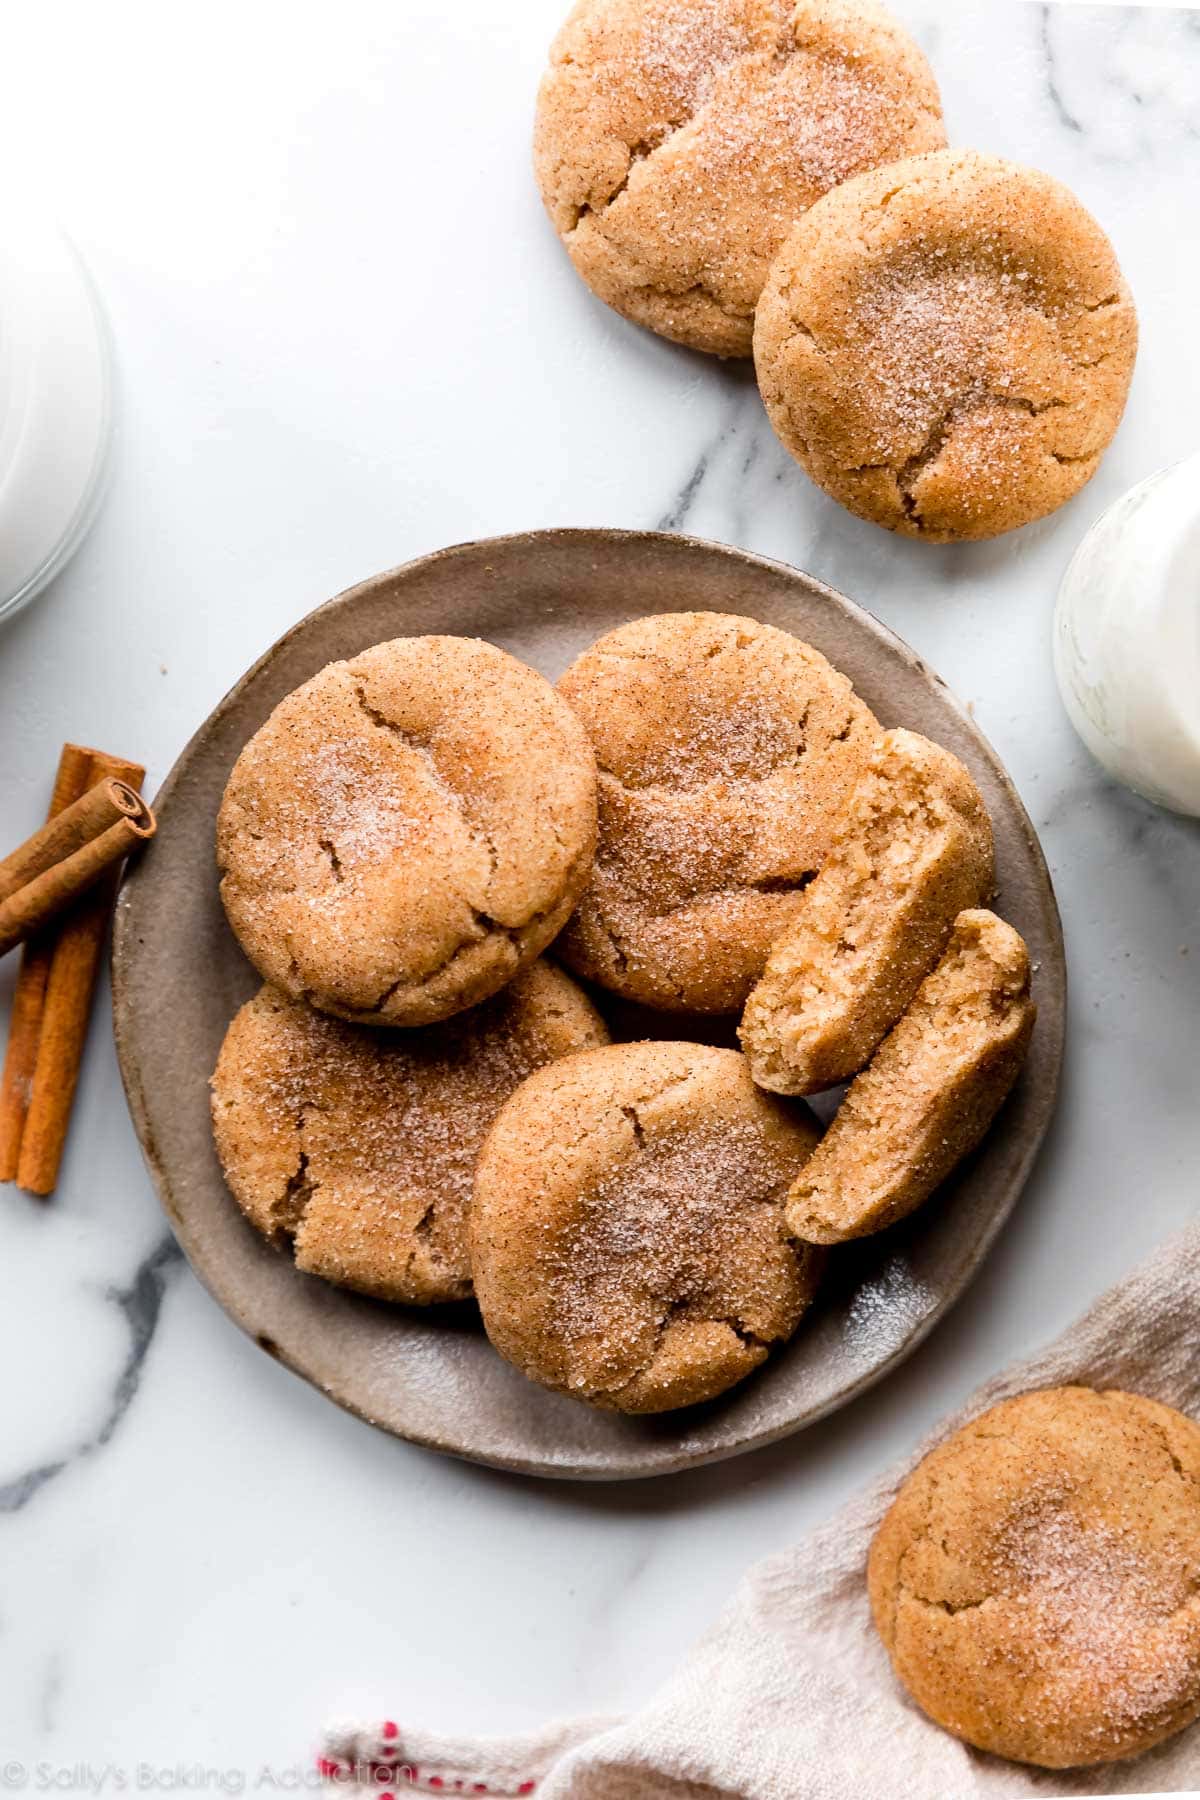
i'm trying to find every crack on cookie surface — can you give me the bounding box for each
[1049,448,1099,468]
[567,131,667,232]
[890,390,1071,525]
[351,680,506,897]
[543,1066,813,1404]
[559,23,784,242]
[744,872,817,895]
[635,274,755,327]
[354,923,495,1017]
[348,875,586,1021]
[619,1102,648,1148]
[756,153,1136,538]
[216,973,608,1307]
[271,1146,317,1244]
[719,1314,772,1353]
[288,691,584,1019]
[558,619,875,1008]
[561,6,932,249]
[875,1391,1200,1767]
[543,1,946,354]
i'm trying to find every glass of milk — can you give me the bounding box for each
[1053,454,1200,818]
[0,208,113,625]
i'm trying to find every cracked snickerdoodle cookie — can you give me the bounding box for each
[754,149,1138,538]
[556,611,878,1014]
[740,728,994,1094]
[470,1041,823,1411]
[787,908,1034,1242]
[217,636,598,1027]
[210,962,609,1305]
[869,1387,1200,1769]
[534,0,946,357]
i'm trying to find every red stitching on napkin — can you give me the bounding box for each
[316,1738,536,1796]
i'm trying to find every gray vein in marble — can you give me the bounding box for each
[1034,4,1200,160]
[656,453,711,534]
[0,1237,182,1515]
[655,369,780,540]
[1040,4,1084,133]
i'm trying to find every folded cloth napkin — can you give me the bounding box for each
[323,1221,1200,1800]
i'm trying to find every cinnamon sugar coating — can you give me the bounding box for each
[556,611,879,1014]
[534,0,946,356]
[740,728,994,1094]
[755,149,1138,538]
[210,964,608,1305]
[217,636,598,1027]
[787,908,1034,1242]
[470,1041,823,1411]
[869,1388,1200,1769]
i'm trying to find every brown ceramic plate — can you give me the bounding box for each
[112,530,1064,1481]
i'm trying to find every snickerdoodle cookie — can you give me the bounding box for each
[755,150,1138,538]
[470,1041,823,1411]
[741,728,994,1093]
[210,962,608,1305]
[534,0,946,357]
[787,909,1033,1242]
[869,1387,1200,1769]
[556,611,878,1013]
[217,636,598,1027]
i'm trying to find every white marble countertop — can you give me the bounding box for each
[2,0,1199,1783]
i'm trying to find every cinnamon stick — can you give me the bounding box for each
[0,787,155,957]
[0,745,146,1195]
[0,779,149,905]
[0,745,95,1182]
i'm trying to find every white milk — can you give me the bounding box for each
[0,208,112,624]
[1054,455,1200,817]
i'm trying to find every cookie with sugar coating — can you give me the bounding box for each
[534,0,946,356]
[210,962,609,1305]
[870,1387,1200,1769]
[556,610,879,1014]
[217,635,598,1027]
[470,1040,823,1411]
[754,149,1137,538]
[740,727,994,1094]
[787,908,1034,1242]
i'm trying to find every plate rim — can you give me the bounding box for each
[112,526,1065,1481]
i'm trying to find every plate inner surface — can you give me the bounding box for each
[113,530,1064,1481]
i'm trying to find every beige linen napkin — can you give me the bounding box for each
[323,1222,1200,1800]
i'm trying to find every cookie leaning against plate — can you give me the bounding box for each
[869,1388,1200,1769]
[740,727,994,1094]
[556,610,879,1013]
[787,908,1034,1243]
[754,149,1138,539]
[534,0,946,357]
[210,961,609,1305]
[217,636,598,1026]
[471,1041,824,1412]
